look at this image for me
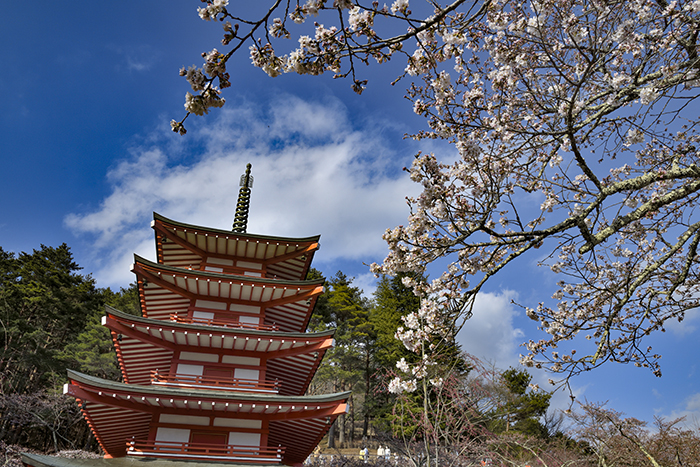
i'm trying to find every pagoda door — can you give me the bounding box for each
[190,431,228,455]
[202,367,233,386]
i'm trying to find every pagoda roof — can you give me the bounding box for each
[132,256,323,333]
[105,306,333,395]
[66,370,349,463]
[152,213,319,281]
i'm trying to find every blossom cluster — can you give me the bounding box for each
[175,48,228,118]
[180,0,700,382]
[197,0,228,21]
[175,1,436,132]
[371,0,700,379]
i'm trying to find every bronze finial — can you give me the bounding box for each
[232,163,254,233]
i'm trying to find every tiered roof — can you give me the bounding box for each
[132,255,323,332]
[66,370,348,463]
[105,306,333,395]
[152,213,319,281]
[53,208,346,467]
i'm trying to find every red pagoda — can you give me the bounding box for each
[24,165,348,467]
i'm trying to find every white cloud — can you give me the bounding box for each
[456,290,523,369]
[65,95,417,289]
[455,289,587,415]
[353,271,380,298]
[662,392,700,429]
[664,307,700,336]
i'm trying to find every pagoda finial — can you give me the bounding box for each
[232,163,254,232]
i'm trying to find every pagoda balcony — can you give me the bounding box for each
[127,439,284,464]
[171,314,279,331]
[150,371,280,393]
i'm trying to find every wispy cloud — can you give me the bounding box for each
[664,307,700,336]
[661,392,700,429]
[65,95,418,288]
[108,44,155,72]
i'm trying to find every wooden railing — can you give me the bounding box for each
[126,439,284,463]
[150,371,280,393]
[170,314,279,331]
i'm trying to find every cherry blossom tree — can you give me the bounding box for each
[567,401,700,467]
[175,0,700,382]
[383,355,510,467]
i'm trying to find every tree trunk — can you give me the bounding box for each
[338,413,345,448]
[363,348,371,438]
[327,421,336,449]
[350,394,355,444]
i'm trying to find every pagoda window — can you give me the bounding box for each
[195,300,227,311]
[239,315,260,326]
[221,356,260,366]
[229,432,261,448]
[192,311,214,321]
[233,368,259,381]
[155,427,190,445]
[236,261,262,272]
[202,257,232,274]
[159,414,210,426]
[176,363,204,376]
[213,419,262,429]
[206,257,234,267]
[230,304,261,314]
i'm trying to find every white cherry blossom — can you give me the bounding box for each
[175,0,700,383]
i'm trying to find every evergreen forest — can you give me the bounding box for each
[1,244,699,467]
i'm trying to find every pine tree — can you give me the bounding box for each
[308,271,375,446]
[371,274,420,369]
[490,368,552,439]
[368,274,421,434]
[0,244,103,394]
[59,284,140,381]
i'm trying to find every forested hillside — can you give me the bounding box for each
[2,245,699,466]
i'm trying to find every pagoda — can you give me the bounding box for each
[25,165,348,467]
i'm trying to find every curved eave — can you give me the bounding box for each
[152,213,319,281]
[67,370,350,405]
[107,306,334,340]
[65,371,348,461]
[132,256,322,332]
[134,255,323,288]
[106,306,333,394]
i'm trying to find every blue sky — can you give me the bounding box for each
[2,1,700,430]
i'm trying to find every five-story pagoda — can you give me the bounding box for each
[24,165,348,467]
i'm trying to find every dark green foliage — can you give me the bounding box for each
[490,368,552,438]
[309,271,375,446]
[102,284,140,316]
[0,245,140,454]
[58,311,119,381]
[368,274,421,434]
[306,268,328,331]
[60,284,139,381]
[0,245,103,394]
[371,274,419,369]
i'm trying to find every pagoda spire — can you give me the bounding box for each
[232,163,253,232]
